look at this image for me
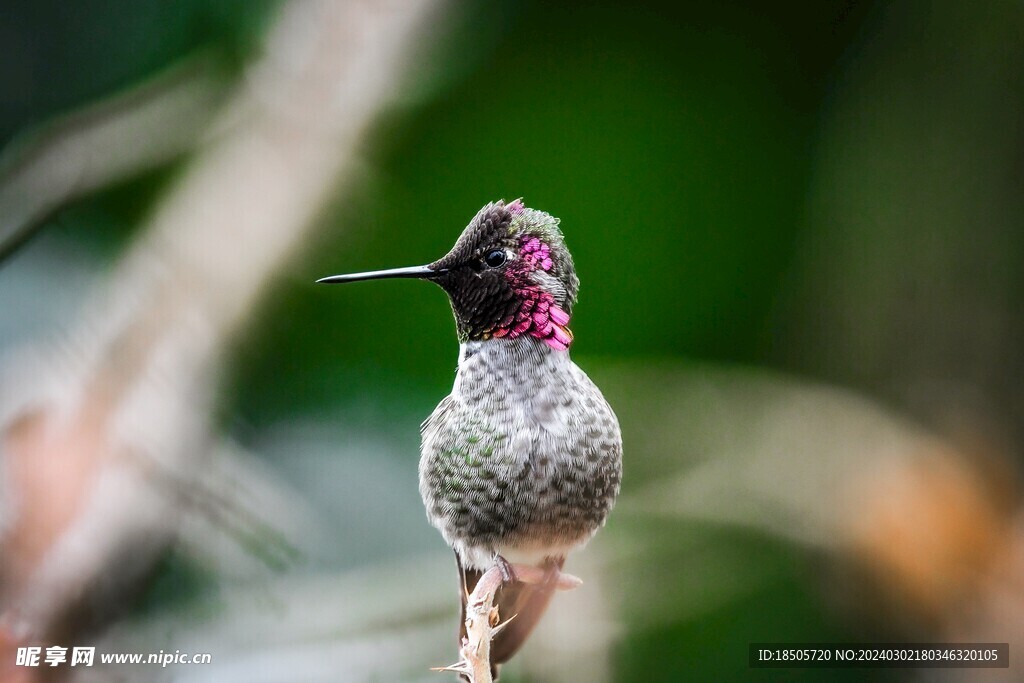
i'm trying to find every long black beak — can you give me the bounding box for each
[316,264,445,284]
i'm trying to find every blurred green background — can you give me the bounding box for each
[2,0,1022,681]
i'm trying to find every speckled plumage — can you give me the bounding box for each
[420,337,621,571]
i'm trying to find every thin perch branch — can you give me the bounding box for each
[434,561,582,683]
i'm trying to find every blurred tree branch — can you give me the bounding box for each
[0,0,445,679]
[0,56,227,264]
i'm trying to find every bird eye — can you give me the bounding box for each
[484,249,507,268]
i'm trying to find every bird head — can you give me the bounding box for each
[319,199,579,349]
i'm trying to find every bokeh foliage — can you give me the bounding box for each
[6,0,1021,681]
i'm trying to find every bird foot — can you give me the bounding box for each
[493,554,517,583]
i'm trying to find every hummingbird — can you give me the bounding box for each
[318,199,622,678]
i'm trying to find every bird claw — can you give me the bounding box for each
[493,554,517,583]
